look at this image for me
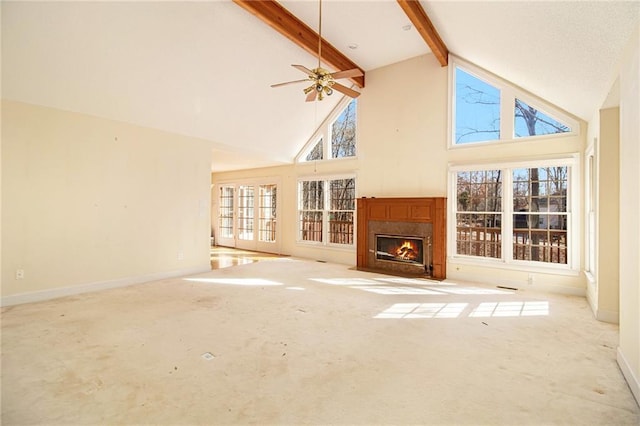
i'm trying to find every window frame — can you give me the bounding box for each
[448,55,579,149]
[297,174,356,249]
[296,97,358,163]
[448,155,580,275]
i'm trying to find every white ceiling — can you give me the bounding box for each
[2,1,639,172]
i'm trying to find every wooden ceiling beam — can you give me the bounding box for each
[233,0,365,88]
[397,0,448,67]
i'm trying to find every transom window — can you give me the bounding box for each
[298,177,355,246]
[455,68,501,144]
[306,138,323,161]
[297,98,357,162]
[514,98,571,137]
[450,158,578,271]
[450,56,576,146]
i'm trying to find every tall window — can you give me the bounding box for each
[298,177,356,246]
[456,170,502,258]
[328,178,355,244]
[451,159,577,269]
[218,186,234,239]
[258,184,277,242]
[450,57,577,146]
[299,181,324,242]
[297,98,357,162]
[237,185,254,241]
[512,167,568,264]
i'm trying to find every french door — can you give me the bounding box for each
[215,182,279,253]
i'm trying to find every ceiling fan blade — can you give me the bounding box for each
[330,68,364,80]
[292,64,316,76]
[332,83,360,98]
[305,89,318,102]
[271,79,309,88]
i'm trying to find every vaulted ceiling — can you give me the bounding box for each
[2,1,639,172]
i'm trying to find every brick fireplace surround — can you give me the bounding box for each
[356,197,446,279]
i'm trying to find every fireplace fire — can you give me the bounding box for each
[376,235,424,265]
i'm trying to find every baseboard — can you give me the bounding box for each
[448,272,585,297]
[1,265,211,307]
[617,347,640,406]
[585,282,598,315]
[527,281,585,296]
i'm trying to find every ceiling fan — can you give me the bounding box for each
[270,0,363,102]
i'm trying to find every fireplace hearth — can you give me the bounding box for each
[357,197,446,279]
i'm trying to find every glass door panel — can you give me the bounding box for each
[237,185,254,241]
[258,184,277,242]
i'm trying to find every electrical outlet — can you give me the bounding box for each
[178,252,184,261]
[16,269,25,280]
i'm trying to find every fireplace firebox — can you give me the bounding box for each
[376,235,425,265]
[357,197,446,279]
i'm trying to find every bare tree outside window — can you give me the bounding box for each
[515,98,570,137]
[331,100,357,158]
[306,138,323,161]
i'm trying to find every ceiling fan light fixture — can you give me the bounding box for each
[271,0,361,102]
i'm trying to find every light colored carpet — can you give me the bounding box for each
[2,257,639,425]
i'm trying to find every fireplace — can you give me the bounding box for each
[357,197,446,279]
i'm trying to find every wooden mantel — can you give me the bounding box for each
[357,197,447,279]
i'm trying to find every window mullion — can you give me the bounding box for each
[503,169,514,263]
[324,179,330,245]
[501,87,515,141]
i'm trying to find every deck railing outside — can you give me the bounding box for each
[301,219,354,245]
[456,226,567,263]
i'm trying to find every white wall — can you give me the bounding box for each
[616,24,640,404]
[213,53,588,294]
[597,107,620,322]
[2,101,212,304]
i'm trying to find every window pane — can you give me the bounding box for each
[513,167,568,213]
[457,170,502,212]
[515,99,571,137]
[330,178,355,210]
[300,211,323,242]
[300,181,324,210]
[331,100,357,158]
[455,67,500,144]
[258,184,277,242]
[513,225,567,264]
[305,138,323,161]
[456,213,502,258]
[329,211,354,245]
